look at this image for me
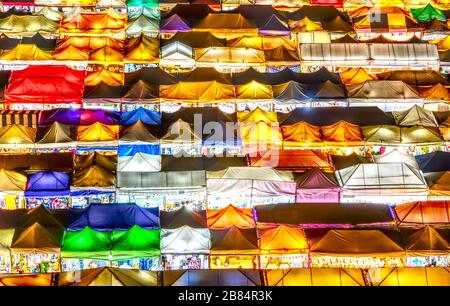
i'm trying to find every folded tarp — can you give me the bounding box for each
[66,204,160,231]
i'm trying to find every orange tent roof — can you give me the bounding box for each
[257,224,308,253]
[419,83,450,101]
[340,68,378,85]
[235,82,273,100]
[89,46,124,64]
[77,122,120,142]
[160,81,235,101]
[60,8,126,34]
[248,149,332,171]
[395,201,450,227]
[206,205,255,229]
[239,121,282,147]
[53,45,89,61]
[320,121,364,146]
[281,121,323,147]
[56,36,124,51]
[429,171,450,196]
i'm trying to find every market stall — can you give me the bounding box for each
[295,168,340,203]
[24,171,70,209]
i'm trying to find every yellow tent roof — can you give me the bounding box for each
[35,0,96,6]
[85,68,123,86]
[439,126,450,141]
[77,122,119,142]
[124,36,159,64]
[0,44,52,61]
[436,36,450,51]
[239,121,282,145]
[228,36,297,51]
[238,107,278,124]
[89,46,124,64]
[235,82,273,100]
[195,47,265,65]
[53,45,89,61]
[420,83,450,101]
[340,68,378,85]
[0,169,27,191]
[0,124,36,145]
[258,225,309,254]
[0,15,59,35]
[34,7,65,22]
[60,8,126,34]
[288,17,324,32]
[56,36,124,51]
[160,81,235,101]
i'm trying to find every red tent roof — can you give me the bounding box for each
[5,65,86,105]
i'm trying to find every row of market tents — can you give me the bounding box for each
[0,106,448,151]
[1,266,449,286]
[4,5,450,36]
[0,202,449,274]
[4,67,450,108]
[0,150,449,208]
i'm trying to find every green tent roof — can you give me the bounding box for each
[127,0,159,9]
[61,227,111,260]
[111,226,160,259]
[411,4,446,23]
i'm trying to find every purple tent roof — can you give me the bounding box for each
[160,14,192,33]
[296,168,340,189]
[26,171,70,191]
[39,109,120,126]
[66,204,160,231]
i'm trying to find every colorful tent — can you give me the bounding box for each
[394,200,450,227]
[0,124,36,145]
[257,224,308,253]
[249,149,333,171]
[340,68,377,85]
[60,8,127,35]
[76,122,120,143]
[85,68,124,87]
[61,227,111,260]
[411,4,446,23]
[124,35,159,64]
[374,149,419,169]
[0,15,59,35]
[58,267,158,286]
[255,203,395,228]
[320,121,364,146]
[361,125,402,145]
[206,205,255,229]
[5,65,86,105]
[111,225,160,259]
[336,162,429,194]
[393,105,439,127]
[126,14,159,36]
[160,206,207,229]
[160,226,211,254]
[25,171,70,197]
[72,165,115,188]
[296,168,340,203]
[160,81,235,101]
[416,152,450,173]
[238,108,277,124]
[400,126,444,145]
[0,44,52,61]
[402,226,450,257]
[210,226,259,255]
[281,121,322,147]
[428,171,450,197]
[420,84,450,101]
[0,169,27,191]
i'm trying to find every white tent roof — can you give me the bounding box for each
[117,153,161,172]
[160,226,211,254]
[373,149,419,169]
[336,162,428,190]
[207,167,295,181]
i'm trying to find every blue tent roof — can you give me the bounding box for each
[26,171,70,191]
[118,144,160,157]
[66,204,160,231]
[415,151,450,173]
[120,108,161,126]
